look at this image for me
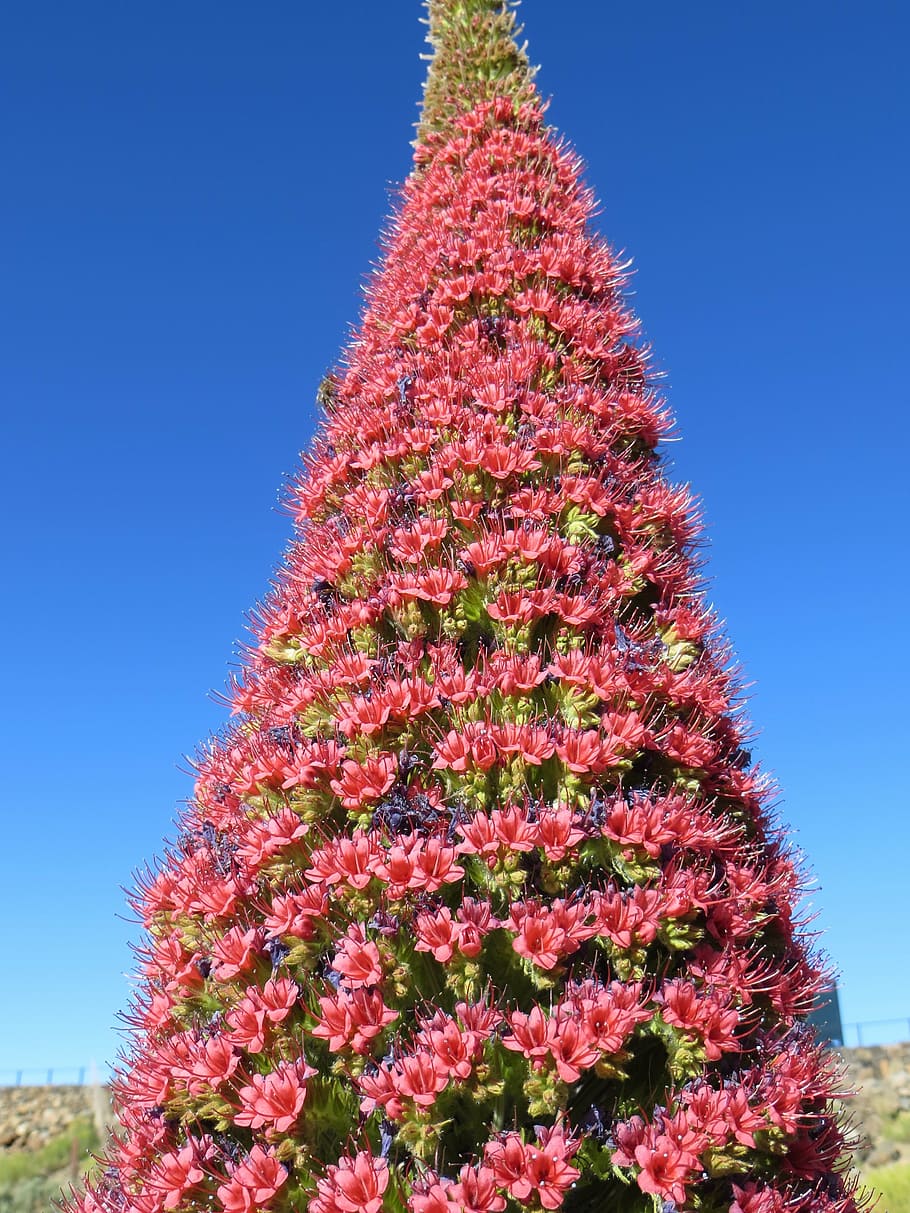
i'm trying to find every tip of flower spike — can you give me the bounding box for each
[416,0,538,149]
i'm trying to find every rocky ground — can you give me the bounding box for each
[0,1085,111,1155]
[842,1043,910,1170]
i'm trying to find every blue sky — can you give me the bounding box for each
[1,0,907,1078]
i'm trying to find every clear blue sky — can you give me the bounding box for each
[1,1,907,1078]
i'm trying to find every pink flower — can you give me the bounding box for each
[313,986,398,1053]
[409,1178,460,1213]
[547,1017,599,1082]
[306,830,380,889]
[634,1134,699,1206]
[409,837,465,892]
[212,925,262,980]
[259,975,300,1023]
[312,988,352,1053]
[263,889,324,938]
[503,1004,551,1064]
[392,566,467,605]
[455,898,498,957]
[357,1065,404,1121]
[525,1125,581,1210]
[449,1165,505,1213]
[556,728,622,775]
[317,1152,388,1213]
[489,803,538,850]
[535,805,586,861]
[484,1134,532,1200]
[510,912,567,970]
[225,990,269,1053]
[423,1018,477,1080]
[183,1035,240,1093]
[332,924,384,988]
[330,754,397,809]
[216,1145,287,1213]
[415,906,462,962]
[395,1049,448,1107]
[150,1142,206,1210]
[61,20,861,1213]
[235,1058,315,1133]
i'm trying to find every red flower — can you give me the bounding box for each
[357,1066,404,1121]
[633,1133,699,1206]
[415,906,462,962]
[263,887,327,937]
[330,754,397,809]
[65,14,860,1213]
[489,723,555,765]
[372,837,419,895]
[409,1179,460,1213]
[547,1016,599,1082]
[183,1035,240,1093]
[525,1125,581,1210]
[509,908,568,971]
[449,1165,505,1213]
[148,1142,207,1210]
[391,566,468,606]
[432,723,499,772]
[235,1058,316,1133]
[456,997,503,1043]
[723,1086,765,1147]
[567,979,650,1053]
[305,830,379,889]
[484,1134,532,1200]
[535,805,586,861]
[456,811,499,856]
[315,1152,389,1213]
[490,803,537,851]
[225,989,270,1053]
[395,1049,449,1107]
[332,924,384,989]
[212,925,262,981]
[312,988,352,1053]
[455,897,498,957]
[216,1145,288,1213]
[313,986,397,1054]
[503,1004,551,1064]
[235,805,307,866]
[410,836,465,892]
[422,1018,477,1080]
[556,728,621,775]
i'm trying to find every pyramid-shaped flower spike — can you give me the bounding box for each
[66,4,868,1213]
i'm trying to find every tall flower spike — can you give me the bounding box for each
[66,4,869,1213]
[417,0,537,145]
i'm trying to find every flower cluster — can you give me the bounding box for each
[66,4,865,1213]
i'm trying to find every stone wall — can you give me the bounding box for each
[0,1085,112,1154]
[841,1042,910,1169]
[0,1043,908,1165]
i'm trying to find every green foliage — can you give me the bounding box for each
[883,1112,910,1144]
[0,1120,98,1188]
[864,1160,910,1211]
[0,1172,75,1213]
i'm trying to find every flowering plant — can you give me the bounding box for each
[67,3,865,1212]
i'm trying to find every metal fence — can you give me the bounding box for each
[842,1018,910,1048]
[0,1067,104,1087]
